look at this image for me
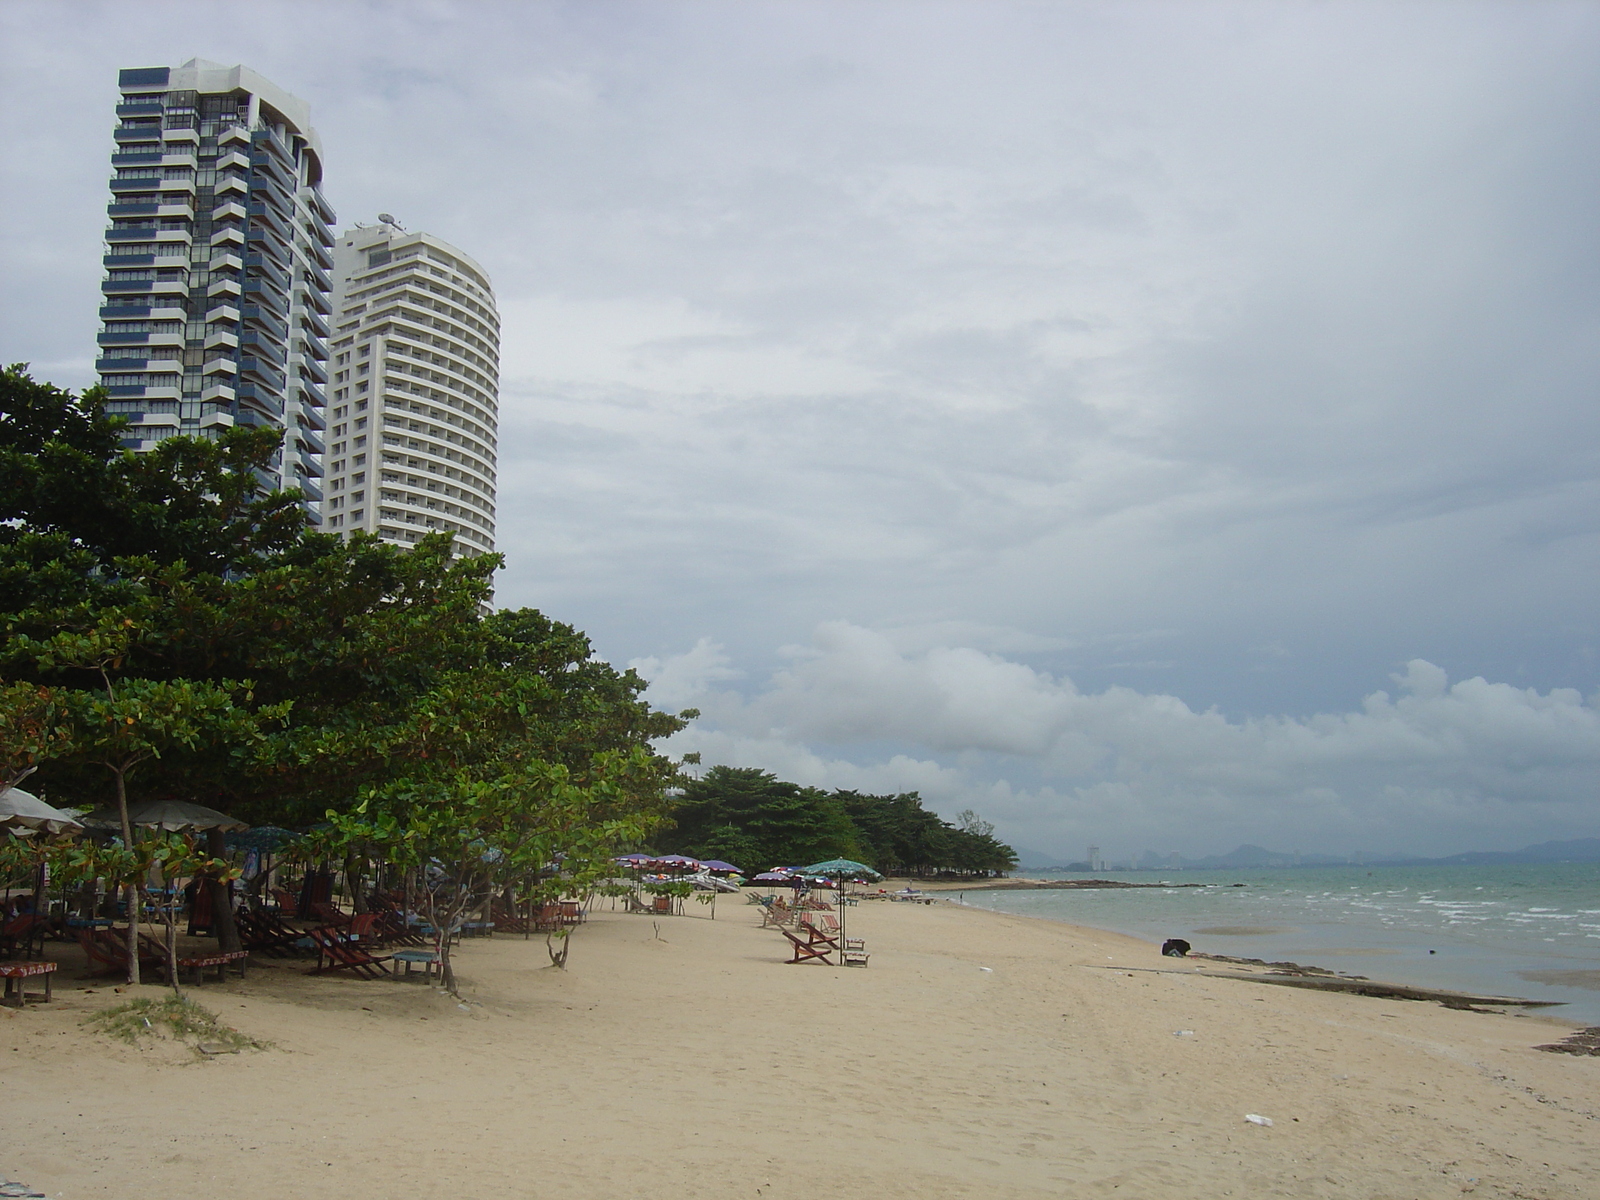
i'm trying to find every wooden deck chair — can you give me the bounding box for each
[76,928,163,977]
[236,908,310,956]
[624,895,653,914]
[309,900,351,927]
[305,927,392,979]
[0,913,48,960]
[760,903,793,928]
[781,927,834,965]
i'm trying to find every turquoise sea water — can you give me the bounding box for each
[959,863,1600,1026]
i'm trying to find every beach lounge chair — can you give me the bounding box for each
[306,927,392,979]
[781,927,834,965]
[76,929,164,977]
[236,908,313,956]
[760,904,794,928]
[309,901,352,927]
[0,913,48,960]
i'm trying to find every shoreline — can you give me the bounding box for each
[4,895,1596,1198]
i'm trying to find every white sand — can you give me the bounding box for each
[3,898,1595,1199]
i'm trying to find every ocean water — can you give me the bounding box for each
[958,863,1600,1026]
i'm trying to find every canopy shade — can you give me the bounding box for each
[84,799,248,833]
[751,871,794,882]
[0,787,84,835]
[799,858,882,879]
[699,859,742,874]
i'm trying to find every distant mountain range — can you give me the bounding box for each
[1013,837,1600,872]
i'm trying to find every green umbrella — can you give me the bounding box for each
[798,858,881,880]
[798,859,881,956]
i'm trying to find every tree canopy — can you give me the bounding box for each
[1,366,692,984]
[661,765,1017,876]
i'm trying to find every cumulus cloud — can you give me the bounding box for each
[645,624,1600,858]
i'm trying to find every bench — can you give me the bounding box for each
[171,950,249,985]
[0,961,57,1006]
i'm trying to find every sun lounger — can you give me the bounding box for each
[306,927,392,979]
[760,904,794,928]
[781,927,834,965]
[76,929,164,977]
[0,913,48,960]
[236,909,313,956]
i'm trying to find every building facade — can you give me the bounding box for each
[326,221,499,557]
[96,60,335,512]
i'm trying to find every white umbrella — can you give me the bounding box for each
[83,799,248,833]
[0,787,85,836]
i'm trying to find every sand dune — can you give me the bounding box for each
[2,898,1594,1199]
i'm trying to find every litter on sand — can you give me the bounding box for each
[1172,1029,1195,1037]
[1244,1113,1274,1127]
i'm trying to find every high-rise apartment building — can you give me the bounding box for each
[95,60,335,512]
[326,221,499,557]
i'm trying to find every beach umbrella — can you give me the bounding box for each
[615,853,654,866]
[0,788,84,836]
[700,859,742,875]
[653,854,701,872]
[799,858,882,949]
[84,799,248,832]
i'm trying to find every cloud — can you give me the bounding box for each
[645,624,1600,857]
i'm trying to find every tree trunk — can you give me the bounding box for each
[113,768,140,987]
[205,828,241,954]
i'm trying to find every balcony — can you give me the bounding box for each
[209,252,244,274]
[207,276,242,301]
[107,202,158,217]
[116,102,163,117]
[214,174,249,199]
[204,328,239,352]
[199,408,235,429]
[296,379,328,407]
[235,382,285,418]
[96,356,148,372]
[114,125,162,142]
[103,278,155,293]
[300,307,330,339]
[298,286,332,316]
[245,253,289,288]
[297,330,329,361]
[200,383,237,406]
[97,330,153,345]
[240,304,289,339]
[201,356,237,377]
[298,356,329,386]
[238,357,287,392]
[110,176,162,193]
[296,427,326,457]
[240,330,287,366]
[216,149,251,172]
[242,279,288,317]
[103,253,154,268]
[111,152,162,166]
[204,302,240,324]
[210,223,246,247]
[162,127,200,145]
[296,400,326,432]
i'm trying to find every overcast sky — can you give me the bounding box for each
[4,1,1598,861]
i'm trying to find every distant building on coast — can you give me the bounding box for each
[94,60,335,516]
[325,219,500,557]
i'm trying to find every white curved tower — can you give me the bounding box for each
[326,221,499,557]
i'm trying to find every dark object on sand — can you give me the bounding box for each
[1162,938,1191,957]
[1534,1027,1600,1057]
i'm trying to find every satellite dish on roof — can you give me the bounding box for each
[378,213,404,230]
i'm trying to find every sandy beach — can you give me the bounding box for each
[3,897,1595,1200]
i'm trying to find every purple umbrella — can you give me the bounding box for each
[700,859,742,874]
[654,854,701,872]
[751,871,792,882]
